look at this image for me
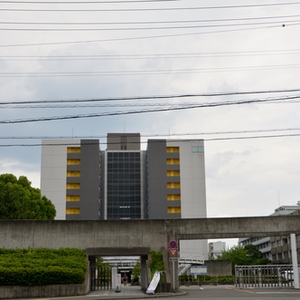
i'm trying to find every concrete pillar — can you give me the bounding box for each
[140,255,148,290]
[290,233,299,289]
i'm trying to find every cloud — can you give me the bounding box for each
[1,0,300,224]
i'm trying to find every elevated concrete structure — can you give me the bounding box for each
[1,216,300,291]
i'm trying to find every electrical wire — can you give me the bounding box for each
[0,23,294,48]
[1,133,300,147]
[1,19,299,31]
[1,88,299,105]
[1,127,300,140]
[1,2,300,12]
[2,13,300,25]
[0,95,299,124]
[1,62,300,77]
[2,48,300,61]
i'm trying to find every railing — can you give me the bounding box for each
[235,265,295,289]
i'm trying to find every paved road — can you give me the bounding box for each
[177,285,300,299]
[11,285,300,300]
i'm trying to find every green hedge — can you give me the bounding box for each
[0,248,87,286]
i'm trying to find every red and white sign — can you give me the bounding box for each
[168,248,178,257]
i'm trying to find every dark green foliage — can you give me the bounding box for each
[0,248,87,286]
[217,245,270,274]
[0,174,56,220]
[149,250,165,278]
[179,275,234,285]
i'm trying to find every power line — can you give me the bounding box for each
[1,88,299,105]
[1,62,300,77]
[0,23,293,48]
[2,48,300,61]
[1,133,300,147]
[1,19,299,31]
[1,2,300,12]
[1,127,300,140]
[1,95,300,124]
[2,13,300,25]
[0,0,176,3]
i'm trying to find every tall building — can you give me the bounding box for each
[239,203,300,263]
[104,133,144,220]
[208,241,226,259]
[41,139,100,220]
[40,133,207,259]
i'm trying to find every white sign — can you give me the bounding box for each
[190,265,207,275]
[115,273,121,289]
[146,271,161,294]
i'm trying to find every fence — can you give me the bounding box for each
[90,266,112,291]
[235,265,295,288]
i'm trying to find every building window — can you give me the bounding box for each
[167,194,180,201]
[67,171,81,177]
[67,147,81,153]
[66,208,80,214]
[66,183,80,189]
[167,182,180,189]
[166,147,179,153]
[167,207,181,214]
[192,146,204,153]
[67,159,80,165]
[166,158,180,165]
[66,195,80,202]
[166,170,180,177]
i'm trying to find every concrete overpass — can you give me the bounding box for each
[1,215,300,291]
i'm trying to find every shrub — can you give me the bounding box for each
[0,248,87,286]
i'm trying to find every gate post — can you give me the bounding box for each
[291,233,300,289]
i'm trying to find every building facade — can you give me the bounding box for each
[40,133,208,259]
[208,241,226,259]
[239,203,300,263]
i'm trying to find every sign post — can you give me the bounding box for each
[169,240,178,291]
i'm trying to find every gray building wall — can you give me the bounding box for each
[146,140,171,219]
[66,140,100,220]
[107,133,140,151]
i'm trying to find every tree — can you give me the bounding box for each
[218,244,270,274]
[0,174,56,220]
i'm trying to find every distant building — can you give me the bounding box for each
[40,133,208,260]
[239,203,300,263]
[208,241,226,259]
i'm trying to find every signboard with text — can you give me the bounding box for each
[190,265,207,275]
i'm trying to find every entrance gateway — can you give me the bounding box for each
[1,216,300,292]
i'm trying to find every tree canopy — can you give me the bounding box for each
[217,244,270,273]
[0,173,56,220]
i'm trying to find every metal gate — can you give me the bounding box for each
[91,266,112,291]
[235,265,295,288]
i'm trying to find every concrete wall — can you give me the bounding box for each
[205,260,232,276]
[0,284,86,299]
[1,216,300,250]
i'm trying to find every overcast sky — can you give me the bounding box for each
[1,0,300,238]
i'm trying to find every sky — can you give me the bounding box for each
[1,0,300,245]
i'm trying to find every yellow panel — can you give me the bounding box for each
[166,158,180,165]
[66,183,80,189]
[167,194,181,201]
[67,147,81,153]
[166,147,179,153]
[167,207,181,214]
[67,159,80,165]
[167,182,180,189]
[66,208,80,215]
[66,195,80,202]
[67,171,81,177]
[166,170,180,177]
